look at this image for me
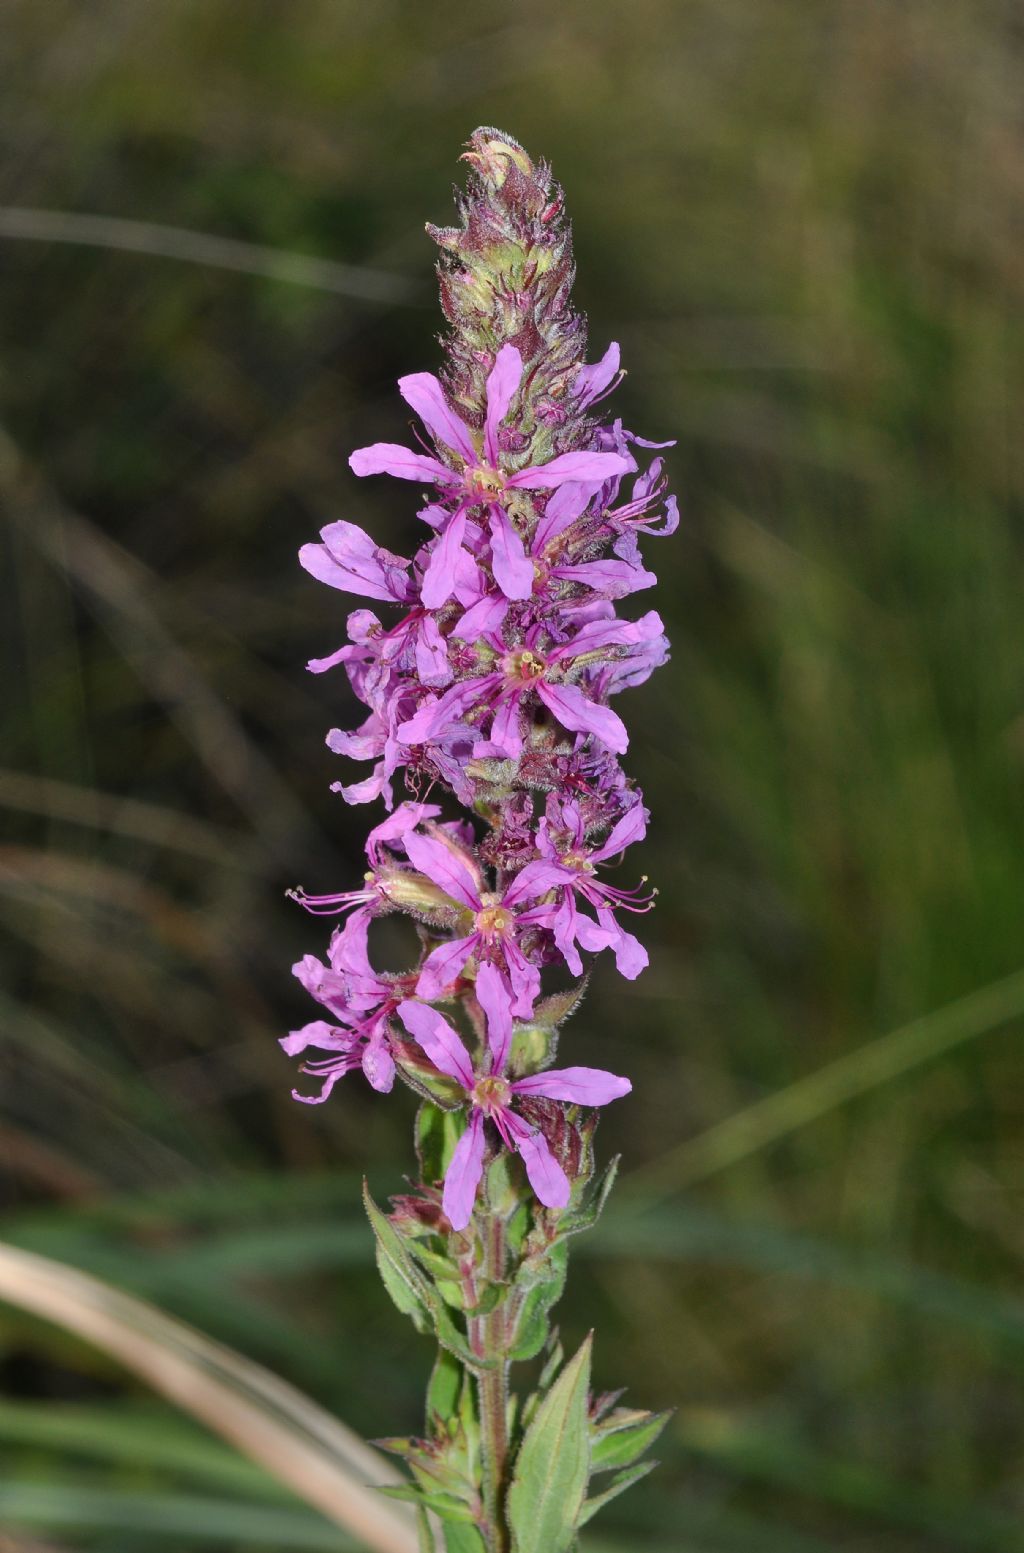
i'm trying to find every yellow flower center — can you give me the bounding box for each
[467,465,505,497]
[473,1075,512,1111]
[475,896,513,939]
[561,850,594,874]
[502,648,546,684]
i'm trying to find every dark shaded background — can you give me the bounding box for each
[3,2,1024,1549]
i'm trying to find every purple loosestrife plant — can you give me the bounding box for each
[284,129,675,1553]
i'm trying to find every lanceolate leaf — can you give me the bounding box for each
[577,1461,657,1527]
[507,1334,592,1553]
[590,1408,672,1473]
[376,1243,430,1332]
[363,1184,485,1370]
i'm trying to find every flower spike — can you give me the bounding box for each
[281,127,676,1547]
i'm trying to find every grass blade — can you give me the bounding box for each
[627,969,1024,1200]
[0,1242,417,1553]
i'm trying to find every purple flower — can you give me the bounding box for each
[532,797,654,978]
[349,346,634,604]
[283,911,406,1101]
[397,609,666,763]
[398,962,631,1229]
[402,830,557,1015]
[299,521,415,605]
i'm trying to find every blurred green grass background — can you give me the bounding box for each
[2,1,1024,1548]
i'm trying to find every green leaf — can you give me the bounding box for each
[363,1183,485,1369]
[520,1333,565,1434]
[508,1240,568,1362]
[590,1408,671,1473]
[417,1102,464,1183]
[427,1348,463,1426]
[507,1333,592,1553]
[379,1484,476,1522]
[577,1460,657,1527]
[376,1241,430,1331]
[410,1244,463,1282]
[443,1523,487,1553]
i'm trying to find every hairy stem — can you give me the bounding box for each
[472,1212,509,1551]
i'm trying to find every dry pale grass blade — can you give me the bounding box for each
[0,207,421,305]
[0,1242,418,1553]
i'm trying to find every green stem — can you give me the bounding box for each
[472,1212,509,1552]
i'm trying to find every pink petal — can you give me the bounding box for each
[335,768,393,807]
[599,909,649,979]
[421,508,468,609]
[553,558,656,598]
[513,1065,632,1105]
[475,960,513,1072]
[574,912,616,954]
[299,521,411,603]
[366,801,441,859]
[488,508,534,600]
[472,690,524,761]
[280,1020,342,1057]
[292,1068,349,1105]
[443,1110,487,1230]
[414,615,452,685]
[403,831,481,910]
[306,642,357,675]
[326,724,381,760]
[536,681,629,754]
[503,858,576,906]
[507,451,634,491]
[292,953,328,1000]
[507,1114,570,1209]
[548,610,665,663]
[416,934,478,1002]
[327,909,376,979]
[534,482,596,549]
[349,442,457,485]
[397,1001,474,1088]
[397,676,497,746]
[452,591,510,642]
[483,344,524,464]
[573,341,621,409]
[550,890,584,976]
[398,372,476,463]
[592,803,648,861]
[362,1035,397,1093]
[501,938,541,1018]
